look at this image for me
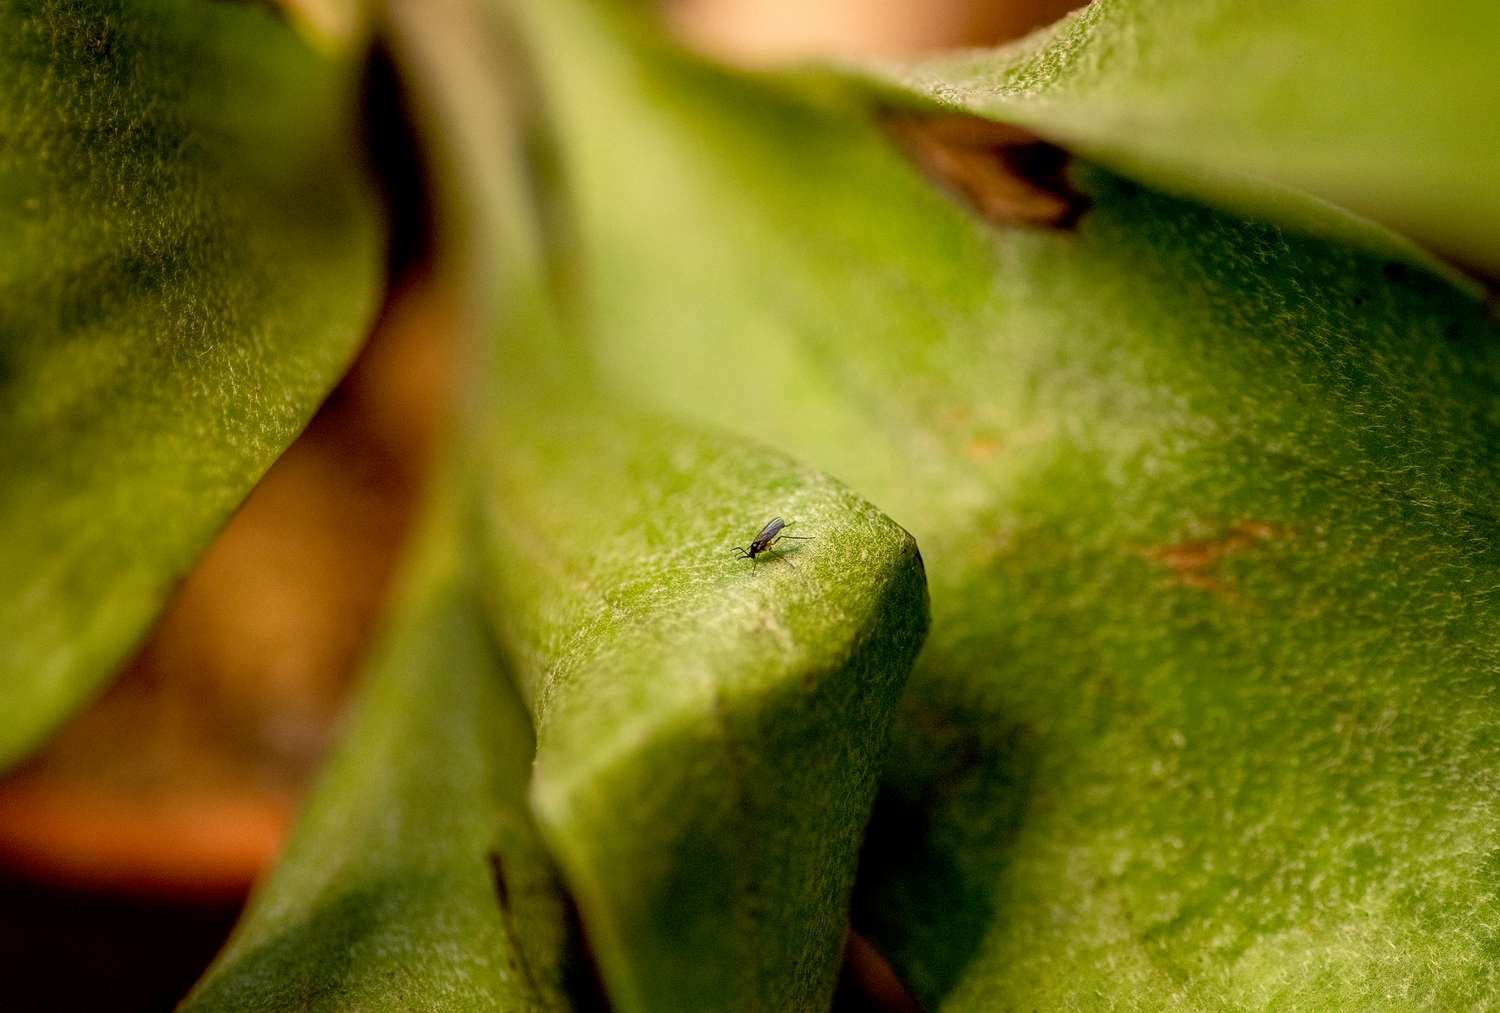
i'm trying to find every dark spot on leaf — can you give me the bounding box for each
[485,847,571,1004]
[486,849,511,912]
[885,113,1090,230]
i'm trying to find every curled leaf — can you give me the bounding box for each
[472,389,929,1013]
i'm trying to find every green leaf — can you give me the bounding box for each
[0,0,383,768]
[385,5,928,1006]
[859,0,1500,275]
[181,517,574,1012]
[512,4,1500,1008]
[472,385,929,1013]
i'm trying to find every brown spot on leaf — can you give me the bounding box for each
[965,435,1002,460]
[886,113,1089,229]
[1137,521,1283,598]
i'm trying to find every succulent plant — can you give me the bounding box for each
[6,1,1500,1009]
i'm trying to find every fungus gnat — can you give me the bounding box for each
[733,516,811,569]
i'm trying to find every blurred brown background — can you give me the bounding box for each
[0,2,1079,1009]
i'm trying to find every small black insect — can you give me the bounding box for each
[734,516,811,568]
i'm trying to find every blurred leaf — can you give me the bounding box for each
[181,516,573,1012]
[472,384,928,1013]
[0,0,383,768]
[514,2,1500,1007]
[859,0,1500,276]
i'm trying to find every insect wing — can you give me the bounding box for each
[755,517,786,549]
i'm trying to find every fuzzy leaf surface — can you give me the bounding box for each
[471,379,928,1013]
[515,4,1500,1007]
[0,0,383,767]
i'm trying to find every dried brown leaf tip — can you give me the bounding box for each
[885,113,1089,230]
